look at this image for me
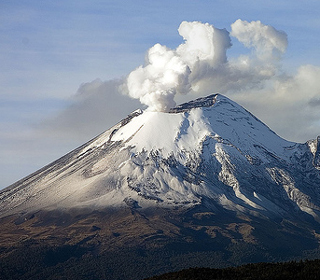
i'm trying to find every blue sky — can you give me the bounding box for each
[1,0,320,189]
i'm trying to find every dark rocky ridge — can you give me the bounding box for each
[169,94,218,113]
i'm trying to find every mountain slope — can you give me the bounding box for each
[1,94,319,221]
[1,94,320,280]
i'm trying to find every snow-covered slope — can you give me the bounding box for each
[1,94,320,222]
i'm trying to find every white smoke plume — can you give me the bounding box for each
[121,21,231,111]
[121,19,288,112]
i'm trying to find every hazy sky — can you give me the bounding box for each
[1,0,320,189]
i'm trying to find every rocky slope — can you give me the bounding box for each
[1,94,320,279]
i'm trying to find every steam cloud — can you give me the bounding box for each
[41,19,320,143]
[121,19,288,111]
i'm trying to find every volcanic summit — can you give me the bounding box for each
[1,94,320,280]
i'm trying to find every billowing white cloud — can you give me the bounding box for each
[121,21,231,111]
[177,21,230,66]
[119,19,320,143]
[123,44,190,112]
[230,19,288,60]
[121,19,289,112]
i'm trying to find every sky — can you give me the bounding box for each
[1,0,320,189]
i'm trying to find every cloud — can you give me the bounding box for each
[38,79,140,141]
[309,97,320,107]
[28,20,320,145]
[119,19,320,142]
[121,21,231,112]
[32,19,320,144]
[121,20,289,112]
[231,64,320,142]
[230,19,287,60]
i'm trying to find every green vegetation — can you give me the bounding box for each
[1,242,320,280]
[145,260,320,280]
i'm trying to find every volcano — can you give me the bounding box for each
[1,94,320,280]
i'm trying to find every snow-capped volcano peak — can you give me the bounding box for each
[85,93,292,161]
[1,94,319,223]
